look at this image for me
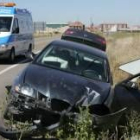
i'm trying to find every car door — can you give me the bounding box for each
[112,73,140,112]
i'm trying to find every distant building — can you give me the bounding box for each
[46,23,69,33]
[34,22,69,33]
[46,23,68,29]
[119,25,140,32]
[100,23,128,32]
[69,21,85,30]
[86,24,101,32]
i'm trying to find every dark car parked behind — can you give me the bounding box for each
[61,28,106,51]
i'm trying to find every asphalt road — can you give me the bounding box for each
[0,35,60,109]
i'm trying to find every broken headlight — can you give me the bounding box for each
[14,83,36,98]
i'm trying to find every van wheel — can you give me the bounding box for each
[28,45,32,53]
[9,49,15,63]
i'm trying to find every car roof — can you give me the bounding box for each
[61,28,106,51]
[51,39,107,59]
[62,28,105,41]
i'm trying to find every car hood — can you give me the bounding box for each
[20,64,111,106]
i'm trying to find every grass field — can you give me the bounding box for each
[106,32,140,84]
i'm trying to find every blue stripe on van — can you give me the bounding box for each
[0,7,14,15]
[0,36,11,45]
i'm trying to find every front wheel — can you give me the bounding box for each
[9,49,15,63]
[27,45,32,53]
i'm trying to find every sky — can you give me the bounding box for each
[7,0,140,25]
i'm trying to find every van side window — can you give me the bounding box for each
[12,18,19,34]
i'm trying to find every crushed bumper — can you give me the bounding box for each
[92,108,126,129]
[0,107,126,139]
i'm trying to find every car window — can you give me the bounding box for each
[35,44,108,82]
[12,18,19,34]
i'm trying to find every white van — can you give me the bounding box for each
[0,3,34,62]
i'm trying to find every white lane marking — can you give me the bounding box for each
[0,64,18,75]
[0,50,41,76]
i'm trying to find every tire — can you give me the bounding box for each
[28,45,32,53]
[9,48,15,63]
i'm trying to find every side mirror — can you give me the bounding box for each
[25,52,35,61]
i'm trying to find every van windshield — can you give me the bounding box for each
[0,17,12,32]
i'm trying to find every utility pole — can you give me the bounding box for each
[90,17,94,32]
[90,17,94,27]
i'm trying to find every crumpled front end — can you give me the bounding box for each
[0,85,126,139]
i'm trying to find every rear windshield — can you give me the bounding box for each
[62,36,106,51]
[0,17,12,32]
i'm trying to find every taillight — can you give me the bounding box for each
[101,39,106,45]
[65,30,74,35]
[97,38,106,45]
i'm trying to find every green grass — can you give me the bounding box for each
[44,109,140,140]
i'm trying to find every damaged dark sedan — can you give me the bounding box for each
[0,40,125,139]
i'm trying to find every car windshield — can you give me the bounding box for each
[0,17,12,32]
[35,44,108,82]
